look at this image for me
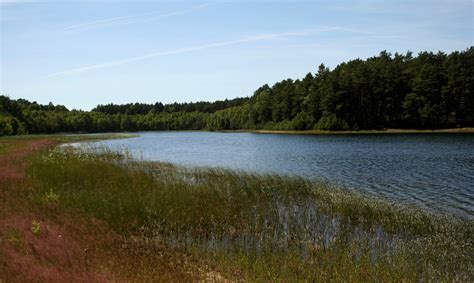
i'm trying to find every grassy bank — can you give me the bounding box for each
[22,145,473,281]
[0,134,203,281]
[0,133,137,146]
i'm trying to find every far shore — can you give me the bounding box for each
[219,127,474,135]
[2,128,473,139]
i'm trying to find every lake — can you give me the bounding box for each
[79,131,474,219]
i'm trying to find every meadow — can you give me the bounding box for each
[19,143,473,281]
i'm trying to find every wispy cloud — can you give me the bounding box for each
[0,0,29,3]
[64,3,210,31]
[45,26,371,78]
[64,15,136,31]
[0,0,37,5]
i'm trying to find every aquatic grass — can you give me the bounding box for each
[26,146,474,281]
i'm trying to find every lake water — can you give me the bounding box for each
[82,132,474,219]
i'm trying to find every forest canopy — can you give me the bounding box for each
[1,47,473,136]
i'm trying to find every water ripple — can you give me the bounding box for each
[85,132,474,219]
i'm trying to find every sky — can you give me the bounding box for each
[1,0,473,110]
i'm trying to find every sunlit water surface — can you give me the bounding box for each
[76,132,474,219]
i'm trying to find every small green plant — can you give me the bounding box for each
[44,188,60,204]
[3,228,24,252]
[31,220,41,236]
[3,228,20,243]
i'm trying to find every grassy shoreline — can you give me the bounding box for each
[27,145,474,281]
[1,135,473,281]
[1,134,196,281]
[220,127,474,135]
[3,127,474,140]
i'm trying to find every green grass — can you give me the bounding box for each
[26,146,473,281]
[0,133,137,142]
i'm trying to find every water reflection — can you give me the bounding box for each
[82,132,474,218]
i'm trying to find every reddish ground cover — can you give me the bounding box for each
[0,215,108,282]
[0,138,204,282]
[0,140,55,184]
[0,139,109,282]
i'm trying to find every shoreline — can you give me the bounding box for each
[2,128,473,139]
[0,134,207,281]
[1,134,472,281]
[220,127,474,135]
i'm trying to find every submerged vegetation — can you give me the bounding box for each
[24,145,473,281]
[1,47,474,136]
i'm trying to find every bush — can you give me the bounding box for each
[272,119,292,130]
[314,114,349,130]
[0,115,28,136]
[290,112,315,130]
[0,115,14,136]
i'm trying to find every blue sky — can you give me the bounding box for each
[1,0,473,110]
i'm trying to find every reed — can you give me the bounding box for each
[26,146,473,281]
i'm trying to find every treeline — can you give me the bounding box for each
[92,97,249,115]
[1,47,473,135]
[0,96,209,135]
[208,47,474,131]
[0,96,212,135]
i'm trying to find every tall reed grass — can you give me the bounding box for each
[27,146,473,281]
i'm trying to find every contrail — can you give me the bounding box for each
[45,26,371,78]
[64,15,137,30]
[64,3,211,31]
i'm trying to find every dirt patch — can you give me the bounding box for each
[0,167,23,184]
[0,140,56,184]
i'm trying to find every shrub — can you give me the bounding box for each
[290,112,315,130]
[314,114,350,130]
